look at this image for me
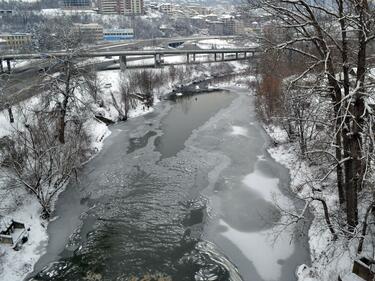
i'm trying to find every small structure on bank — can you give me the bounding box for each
[339,257,375,281]
[352,257,375,281]
[0,218,29,250]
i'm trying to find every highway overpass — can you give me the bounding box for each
[0,48,260,73]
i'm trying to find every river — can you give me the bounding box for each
[30,87,310,281]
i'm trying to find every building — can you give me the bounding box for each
[159,3,173,14]
[207,21,224,35]
[191,15,205,26]
[63,0,92,9]
[99,0,125,14]
[148,2,158,10]
[73,23,103,43]
[206,13,218,21]
[99,0,144,15]
[186,5,209,15]
[222,17,244,35]
[0,33,32,50]
[124,0,144,15]
[103,29,134,40]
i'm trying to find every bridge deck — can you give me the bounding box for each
[1,48,260,61]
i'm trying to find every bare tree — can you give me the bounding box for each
[0,110,90,217]
[249,0,375,233]
[34,18,98,144]
[110,77,136,121]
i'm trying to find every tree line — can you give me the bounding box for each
[251,0,375,261]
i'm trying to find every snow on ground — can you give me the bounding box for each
[10,60,35,69]
[84,118,112,153]
[40,8,96,17]
[0,193,48,281]
[164,55,188,64]
[0,95,41,138]
[0,100,110,281]
[265,125,354,281]
[196,39,236,50]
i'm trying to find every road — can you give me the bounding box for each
[0,38,253,109]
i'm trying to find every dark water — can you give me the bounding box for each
[30,89,309,281]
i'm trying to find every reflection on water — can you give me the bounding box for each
[154,91,234,159]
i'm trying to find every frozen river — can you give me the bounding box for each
[30,87,309,281]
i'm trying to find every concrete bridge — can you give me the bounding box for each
[0,48,260,73]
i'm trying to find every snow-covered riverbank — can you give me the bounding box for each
[265,125,353,281]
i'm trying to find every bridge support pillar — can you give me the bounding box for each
[120,55,127,71]
[154,53,163,67]
[186,53,190,64]
[236,53,238,60]
[6,59,11,74]
[214,53,217,62]
[222,53,225,61]
[244,52,247,59]
[0,59,3,73]
[192,53,196,62]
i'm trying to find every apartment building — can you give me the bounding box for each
[63,0,91,9]
[73,23,103,42]
[186,5,209,15]
[99,0,124,14]
[207,21,224,35]
[159,3,173,14]
[99,0,144,15]
[0,33,32,50]
[222,16,244,35]
[124,0,144,15]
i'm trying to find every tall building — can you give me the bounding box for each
[124,0,144,15]
[99,0,144,15]
[222,16,244,35]
[63,0,91,9]
[99,0,124,14]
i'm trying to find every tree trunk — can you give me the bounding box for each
[343,128,358,229]
[344,4,368,230]
[313,197,338,240]
[336,0,348,206]
[335,131,345,205]
[58,61,72,144]
[357,203,374,254]
[8,106,14,123]
[58,95,69,144]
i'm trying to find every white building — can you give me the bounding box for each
[159,3,173,14]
